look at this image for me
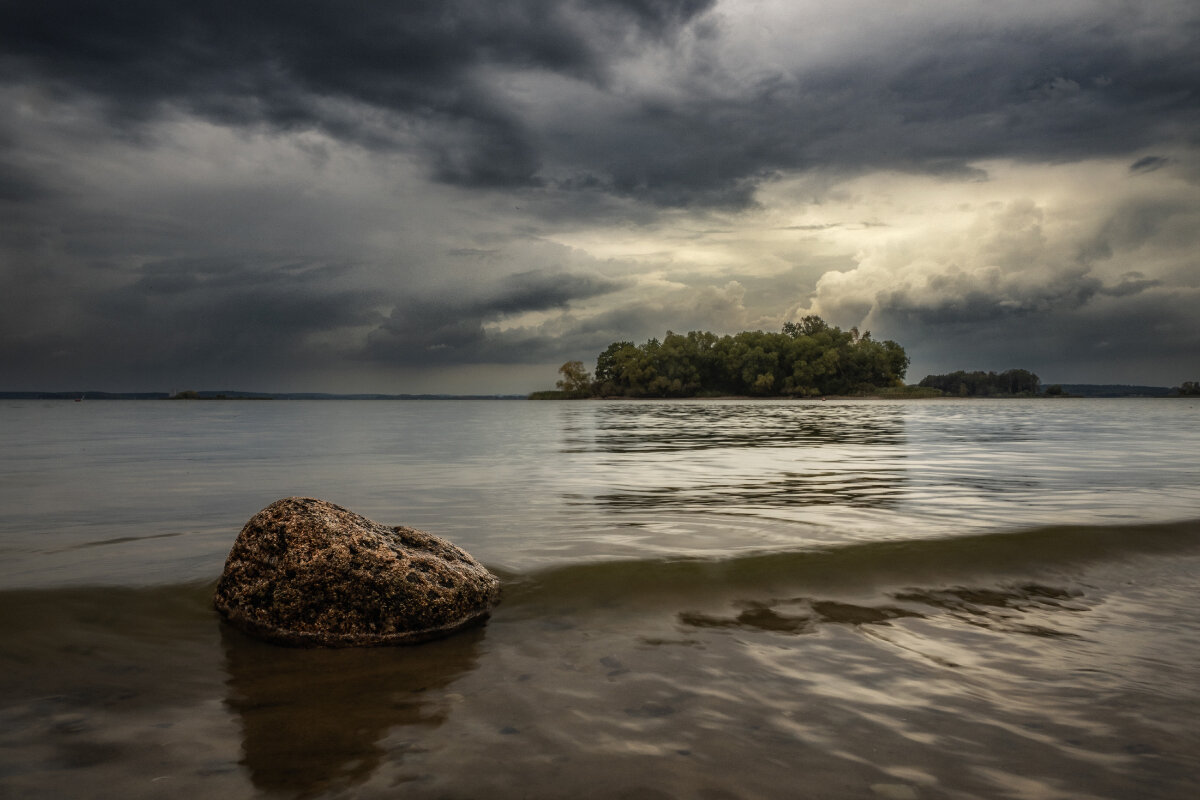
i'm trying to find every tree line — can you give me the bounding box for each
[917,369,1041,397]
[544,316,910,398]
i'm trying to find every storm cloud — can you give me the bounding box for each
[1,0,1197,391]
[0,0,714,189]
[5,1,1196,201]
[367,270,627,365]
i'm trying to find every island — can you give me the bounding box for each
[531,316,912,399]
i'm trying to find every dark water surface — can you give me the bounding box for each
[2,398,1199,798]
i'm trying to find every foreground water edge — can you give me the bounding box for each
[3,519,1200,799]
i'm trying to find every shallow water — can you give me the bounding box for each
[2,398,1199,798]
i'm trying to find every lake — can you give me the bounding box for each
[2,397,1199,799]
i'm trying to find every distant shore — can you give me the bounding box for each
[0,391,527,401]
[1,383,1184,401]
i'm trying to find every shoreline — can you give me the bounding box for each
[527,391,1175,401]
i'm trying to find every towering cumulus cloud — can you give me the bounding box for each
[1,0,1197,391]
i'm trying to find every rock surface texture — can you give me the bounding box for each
[214,497,501,646]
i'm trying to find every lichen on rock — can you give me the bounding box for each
[214,497,500,646]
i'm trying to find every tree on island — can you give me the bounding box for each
[540,316,910,398]
[1175,381,1200,396]
[555,360,593,398]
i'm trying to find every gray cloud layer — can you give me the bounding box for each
[1,0,715,190]
[1,1,1198,390]
[5,1,1196,203]
[368,270,628,365]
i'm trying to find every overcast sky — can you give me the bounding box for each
[2,0,1198,393]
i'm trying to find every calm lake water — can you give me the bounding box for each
[2,398,1199,799]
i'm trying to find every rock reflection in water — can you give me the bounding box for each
[221,625,484,795]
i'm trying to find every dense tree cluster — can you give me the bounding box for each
[917,369,1041,397]
[1175,381,1200,396]
[557,316,908,398]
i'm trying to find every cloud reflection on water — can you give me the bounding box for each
[563,401,908,454]
[561,402,909,516]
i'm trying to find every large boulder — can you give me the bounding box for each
[214,497,500,646]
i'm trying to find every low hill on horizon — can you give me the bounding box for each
[0,390,526,401]
[1052,384,1173,398]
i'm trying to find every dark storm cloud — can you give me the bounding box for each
[1130,156,1170,174]
[367,275,764,369]
[504,5,1199,211]
[367,270,627,364]
[891,285,1200,384]
[0,160,51,202]
[1099,272,1163,297]
[0,0,714,189]
[874,269,1166,327]
[4,1,1196,208]
[0,256,382,386]
[574,20,1199,208]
